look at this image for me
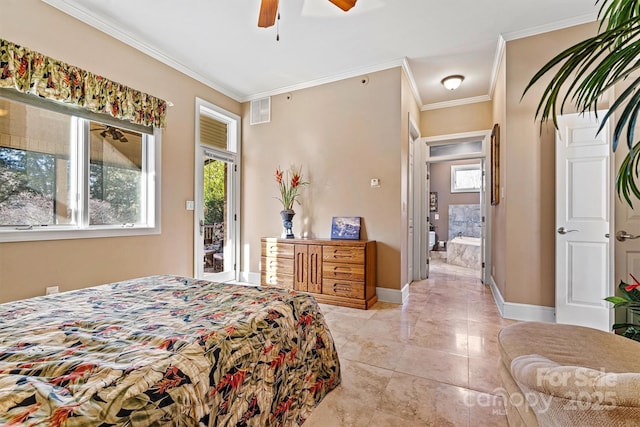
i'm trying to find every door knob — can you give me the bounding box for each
[616,230,640,242]
[557,227,578,235]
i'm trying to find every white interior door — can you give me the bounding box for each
[425,161,431,279]
[556,111,612,331]
[480,159,486,284]
[408,137,415,282]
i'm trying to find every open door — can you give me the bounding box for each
[194,98,240,283]
[425,161,431,279]
[198,148,237,282]
[555,111,612,331]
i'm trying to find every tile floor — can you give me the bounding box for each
[305,257,517,426]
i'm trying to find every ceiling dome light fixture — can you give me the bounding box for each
[441,75,465,91]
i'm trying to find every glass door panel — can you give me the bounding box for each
[200,149,235,282]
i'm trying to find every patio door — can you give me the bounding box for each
[195,99,240,282]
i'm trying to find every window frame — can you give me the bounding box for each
[0,100,161,243]
[450,163,482,193]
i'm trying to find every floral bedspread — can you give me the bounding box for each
[0,275,341,426]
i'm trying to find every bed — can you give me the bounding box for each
[0,275,341,426]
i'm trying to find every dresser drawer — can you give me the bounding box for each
[322,246,365,264]
[262,241,294,258]
[323,262,365,282]
[261,256,294,275]
[322,279,365,299]
[261,271,294,289]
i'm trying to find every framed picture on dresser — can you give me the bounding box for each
[331,216,361,240]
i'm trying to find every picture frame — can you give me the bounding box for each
[491,123,500,205]
[331,216,361,240]
[429,192,438,212]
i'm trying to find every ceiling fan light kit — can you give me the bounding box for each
[258,0,357,28]
[441,75,464,91]
[100,126,128,143]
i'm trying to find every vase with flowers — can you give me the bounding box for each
[275,165,308,238]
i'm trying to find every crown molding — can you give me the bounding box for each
[42,0,242,102]
[401,58,424,108]
[421,95,491,111]
[502,12,598,42]
[241,58,407,102]
[43,0,600,111]
[488,35,506,100]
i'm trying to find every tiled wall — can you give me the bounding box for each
[448,204,481,241]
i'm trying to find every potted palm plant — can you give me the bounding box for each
[524,0,640,206]
[523,0,640,339]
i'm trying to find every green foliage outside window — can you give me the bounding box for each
[204,160,225,225]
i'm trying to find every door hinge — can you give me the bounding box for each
[234,263,237,270]
[482,216,485,222]
[234,214,237,221]
[234,165,237,172]
[482,262,485,268]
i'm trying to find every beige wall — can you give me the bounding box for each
[421,102,493,137]
[241,68,416,291]
[502,22,599,306]
[0,0,240,302]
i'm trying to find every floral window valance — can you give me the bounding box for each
[0,38,166,128]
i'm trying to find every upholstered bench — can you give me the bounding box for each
[498,322,640,426]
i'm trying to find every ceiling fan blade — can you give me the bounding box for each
[328,0,357,12]
[258,0,279,28]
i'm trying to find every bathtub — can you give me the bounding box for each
[447,236,481,269]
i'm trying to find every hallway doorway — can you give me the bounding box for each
[421,130,492,285]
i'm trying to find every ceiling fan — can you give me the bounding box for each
[99,126,128,143]
[258,0,357,28]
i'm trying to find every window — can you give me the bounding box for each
[430,140,483,158]
[451,163,481,193]
[0,96,160,242]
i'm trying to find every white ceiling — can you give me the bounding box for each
[42,0,599,109]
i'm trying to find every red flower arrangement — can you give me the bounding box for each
[275,165,308,211]
[605,273,640,341]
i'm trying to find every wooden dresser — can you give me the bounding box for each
[261,237,377,309]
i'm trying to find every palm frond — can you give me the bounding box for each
[523,0,640,207]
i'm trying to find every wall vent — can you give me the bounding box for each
[250,97,271,125]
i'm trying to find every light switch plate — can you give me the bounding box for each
[370,178,380,187]
[186,200,195,210]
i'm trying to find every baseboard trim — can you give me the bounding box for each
[376,284,408,305]
[244,271,407,306]
[488,276,555,323]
